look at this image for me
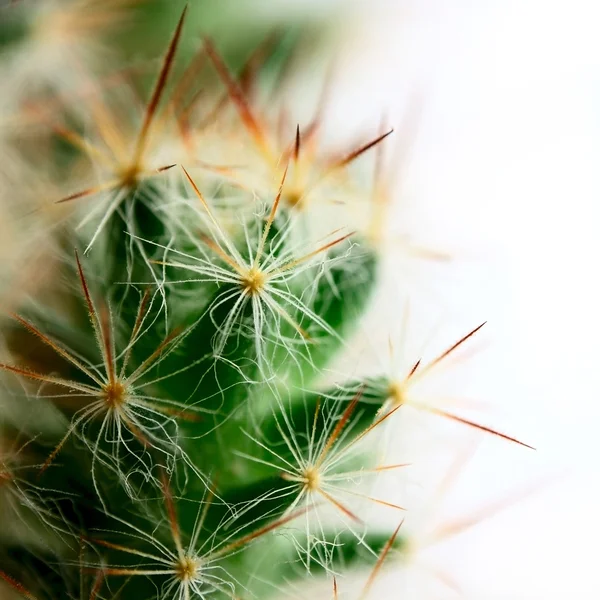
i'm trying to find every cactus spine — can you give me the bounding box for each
[0,3,532,599]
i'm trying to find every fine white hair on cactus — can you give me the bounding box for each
[330,519,403,600]
[237,389,407,571]
[52,5,189,255]
[151,166,357,373]
[86,472,311,600]
[241,518,404,600]
[0,253,209,505]
[0,433,77,548]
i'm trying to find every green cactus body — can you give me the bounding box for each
[0,5,533,600]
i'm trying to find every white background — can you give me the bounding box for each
[280,0,600,598]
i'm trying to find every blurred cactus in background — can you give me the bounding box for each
[0,2,532,599]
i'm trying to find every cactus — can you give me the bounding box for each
[0,4,533,600]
